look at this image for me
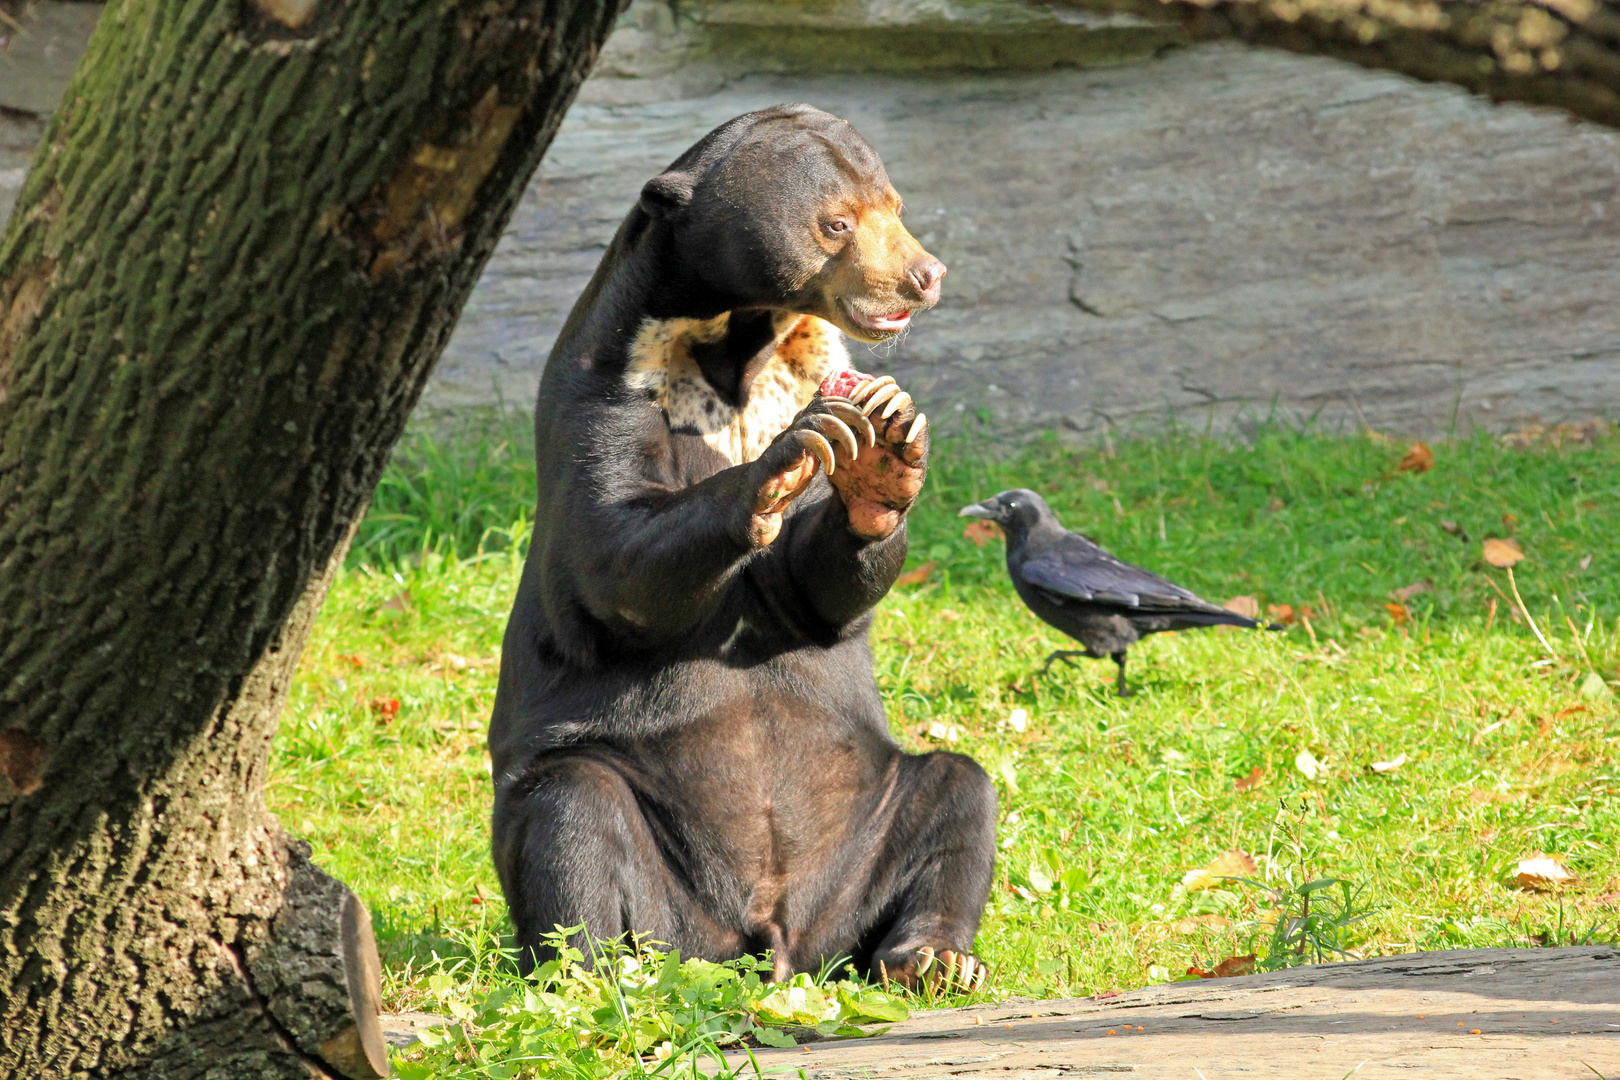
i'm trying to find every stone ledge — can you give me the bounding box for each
[728,946,1620,1078]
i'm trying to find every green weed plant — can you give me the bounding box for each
[395,925,906,1079]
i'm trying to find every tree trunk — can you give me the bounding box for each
[0,1,625,1076]
[1059,0,1620,129]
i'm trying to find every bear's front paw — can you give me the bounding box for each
[876,946,988,994]
[746,399,875,547]
[818,372,929,540]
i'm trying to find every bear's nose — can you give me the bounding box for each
[905,258,946,305]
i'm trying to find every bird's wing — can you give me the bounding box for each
[1019,535,1216,612]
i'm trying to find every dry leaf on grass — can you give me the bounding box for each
[1483,537,1525,568]
[926,722,963,743]
[896,561,937,586]
[1368,752,1408,774]
[1171,914,1232,934]
[380,590,411,612]
[1385,602,1411,625]
[1222,595,1260,619]
[1267,604,1296,625]
[1294,748,1326,780]
[369,697,400,724]
[1391,579,1433,603]
[963,520,1002,546]
[1440,519,1467,539]
[1234,765,1266,792]
[1396,442,1434,473]
[1212,954,1256,978]
[1579,671,1613,702]
[1514,854,1576,891]
[1181,849,1259,892]
[1182,954,1256,980]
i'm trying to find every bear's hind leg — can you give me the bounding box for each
[493,754,729,973]
[856,751,997,992]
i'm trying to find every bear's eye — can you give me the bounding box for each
[820,219,851,238]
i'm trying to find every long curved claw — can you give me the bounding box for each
[800,430,837,476]
[849,375,896,405]
[881,391,913,421]
[860,383,902,417]
[904,412,927,446]
[914,946,936,977]
[820,399,877,446]
[810,414,859,461]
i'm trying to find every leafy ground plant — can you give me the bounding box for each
[272,413,1620,1041]
[394,924,907,1079]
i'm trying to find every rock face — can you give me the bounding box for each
[5,2,1619,436]
[433,37,1620,437]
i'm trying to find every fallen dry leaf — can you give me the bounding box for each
[1385,602,1411,625]
[1212,954,1257,978]
[380,590,411,612]
[1514,854,1576,891]
[1295,748,1325,780]
[1234,765,1266,792]
[1439,519,1466,538]
[369,697,400,724]
[1482,537,1525,568]
[1502,512,1519,530]
[963,520,1002,547]
[1391,579,1433,603]
[1181,849,1259,891]
[1222,595,1260,619]
[926,721,963,743]
[1396,442,1434,474]
[1368,752,1408,774]
[1578,554,1593,571]
[1267,603,1296,625]
[896,560,937,586]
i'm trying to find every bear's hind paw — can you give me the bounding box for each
[878,946,988,995]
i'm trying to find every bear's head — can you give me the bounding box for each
[638,104,945,343]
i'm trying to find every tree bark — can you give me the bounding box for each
[1057,0,1620,129]
[0,1,626,1077]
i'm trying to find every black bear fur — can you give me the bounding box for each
[489,104,996,986]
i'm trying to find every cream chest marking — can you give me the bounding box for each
[625,313,850,465]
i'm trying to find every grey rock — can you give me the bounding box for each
[0,1,99,116]
[434,43,1620,436]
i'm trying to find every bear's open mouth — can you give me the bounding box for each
[841,300,914,336]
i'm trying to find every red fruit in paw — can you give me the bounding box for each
[819,368,872,399]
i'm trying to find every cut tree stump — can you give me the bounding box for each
[730,947,1620,1078]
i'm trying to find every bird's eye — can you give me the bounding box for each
[821,219,851,237]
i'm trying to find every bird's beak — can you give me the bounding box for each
[958,502,995,519]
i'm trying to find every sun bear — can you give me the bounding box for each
[489,104,996,990]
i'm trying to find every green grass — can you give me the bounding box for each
[275,414,1620,1041]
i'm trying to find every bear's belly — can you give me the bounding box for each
[640,684,897,935]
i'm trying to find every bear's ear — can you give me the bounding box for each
[639,171,694,216]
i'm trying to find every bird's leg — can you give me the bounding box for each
[1039,650,1087,677]
[1112,652,1131,697]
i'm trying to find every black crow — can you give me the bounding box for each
[959,488,1279,695]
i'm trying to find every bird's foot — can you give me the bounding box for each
[877,946,988,995]
[1038,650,1087,677]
